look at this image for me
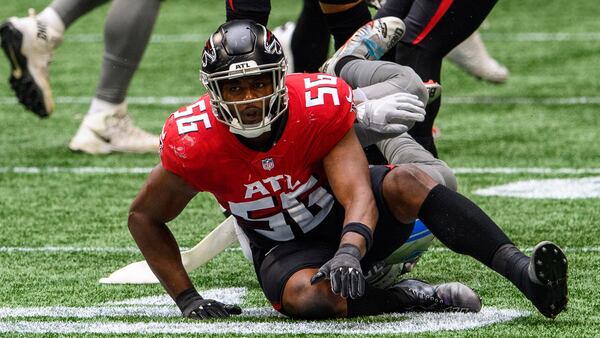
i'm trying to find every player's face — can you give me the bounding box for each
[221,74,274,125]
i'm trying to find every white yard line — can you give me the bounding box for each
[444,96,600,105]
[0,246,598,254]
[452,167,600,174]
[482,32,600,42]
[0,310,528,335]
[3,96,600,106]
[59,32,600,43]
[2,166,600,175]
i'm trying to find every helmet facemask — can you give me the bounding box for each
[201,58,288,138]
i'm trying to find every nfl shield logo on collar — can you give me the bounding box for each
[262,158,275,171]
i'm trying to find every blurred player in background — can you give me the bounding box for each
[271,0,508,157]
[1,0,160,154]
[1,0,373,154]
[128,20,568,321]
[274,0,508,84]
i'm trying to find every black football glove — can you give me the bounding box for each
[310,244,365,299]
[175,288,242,319]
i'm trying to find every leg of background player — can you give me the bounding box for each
[291,0,330,72]
[274,0,371,73]
[319,0,371,50]
[376,0,498,157]
[225,0,270,25]
[68,0,161,154]
[49,0,108,27]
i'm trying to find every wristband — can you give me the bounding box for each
[174,287,203,312]
[341,222,373,252]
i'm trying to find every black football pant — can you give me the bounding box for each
[375,0,498,156]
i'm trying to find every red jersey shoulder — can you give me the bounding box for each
[285,72,354,118]
[284,73,355,159]
[160,95,218,177]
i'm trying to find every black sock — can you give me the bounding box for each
[491,244,532,296]
[323,1,371,50]
[417,184,513,267]
[346,284,410,317]
[292,0,330,72]
[225,0,270,26]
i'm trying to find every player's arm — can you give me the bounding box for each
[128,164,240,319]
[323,127,378,254]
[310,127,377,299]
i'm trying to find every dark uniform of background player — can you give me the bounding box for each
[231,0,500,158]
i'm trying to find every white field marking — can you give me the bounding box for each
[58,32,600,43]
[1,246,598,254]
[3,96,600,106]
[0,309,529,335]
[0,286,529,335]
[0,166,153,174]
[453,167,600,174]
[0,246,239,253]
[475,176,600,199]
[444,96,600,105]
[482,32,600,42]
[66,34,209,43]
[2,166,600,175]
[105,288,246,307]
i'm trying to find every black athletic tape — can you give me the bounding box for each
[341,222,373,252]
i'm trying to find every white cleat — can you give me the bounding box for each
[320,16,405,76]
[446,30,509,84]
[69,102,159,154]
[271,21,296,73]
[0,9,63,117]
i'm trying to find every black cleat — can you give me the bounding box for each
[0,11,62,118]
[390,279,482,313]
[526,241,568,318]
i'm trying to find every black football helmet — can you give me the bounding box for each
[200,20,288,138]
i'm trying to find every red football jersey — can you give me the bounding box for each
[160,73,355,244]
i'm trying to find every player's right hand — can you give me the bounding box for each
[175,287,242,319]
[356,92,426,135]
[310,244,365,299]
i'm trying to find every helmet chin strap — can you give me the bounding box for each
[229,117,272,138]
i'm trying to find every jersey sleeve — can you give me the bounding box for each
[159,107,207,189]
[308,76,356,163]
[159,112,187,178]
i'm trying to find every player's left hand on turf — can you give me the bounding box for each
[356,92,426,135]
[310,244,365,299]
[175,288,242,319]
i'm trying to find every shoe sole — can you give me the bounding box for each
[529,241,568,286]
[321,17,405,75]
[0,22,49,118]
[528,241,568,318]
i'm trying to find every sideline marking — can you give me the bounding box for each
[475,176,600,199]
[0,288,529,335]
[2,166,600,175]
[3,96,600,106]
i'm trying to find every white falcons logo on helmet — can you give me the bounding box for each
[263,27,282,55]
[202,38,217,67]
